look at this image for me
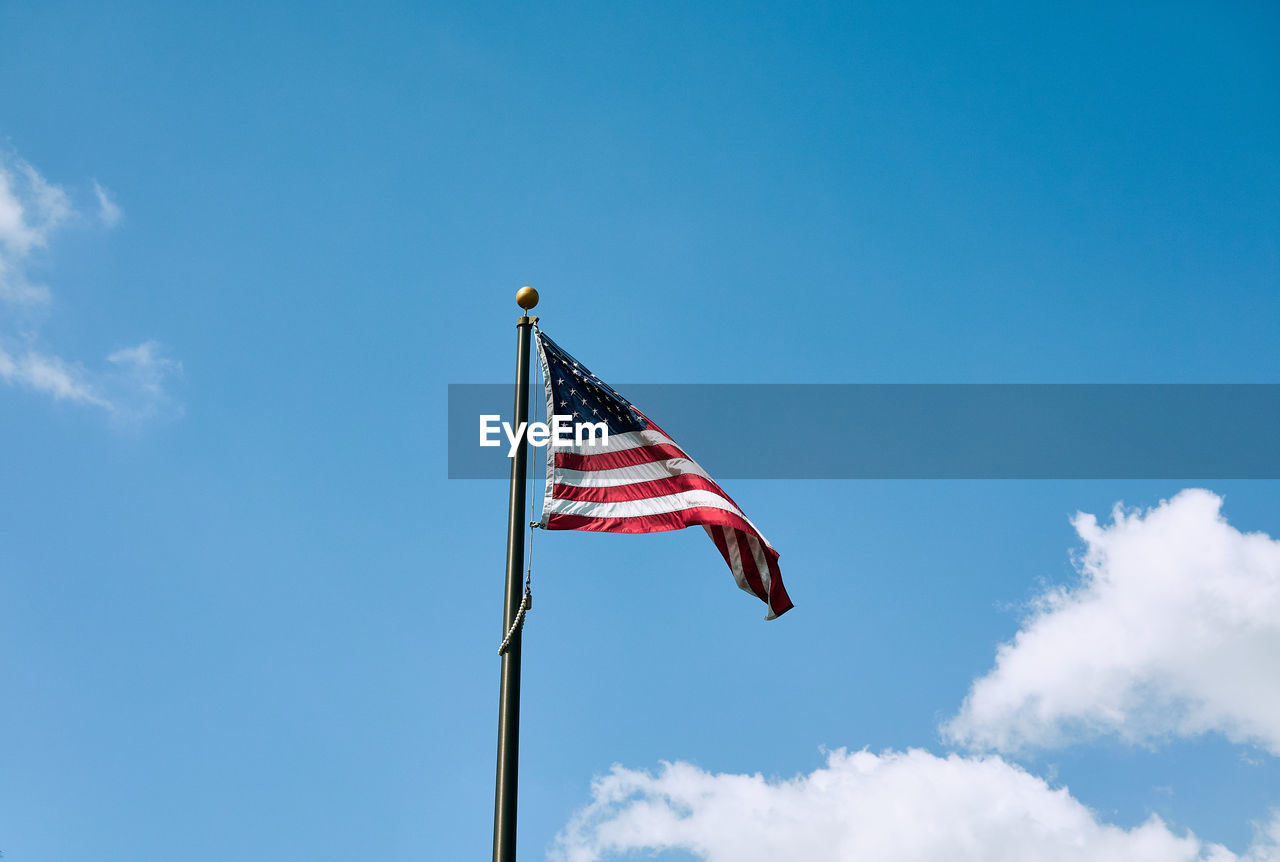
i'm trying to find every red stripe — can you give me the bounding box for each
[556,443,690,472]
[547,502,793,618]
[544,410,792,618]
[765,553,794,617]
[552,474,734,504]
[732,530,769,602]
[546,506,764,538]
[554,448,748,513]
[707,526,752,594]
[707,524,732,564]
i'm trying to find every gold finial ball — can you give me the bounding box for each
[516,286,539,310]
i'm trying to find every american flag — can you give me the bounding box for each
[533,326,794,619]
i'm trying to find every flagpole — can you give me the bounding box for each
[493,286,539,862]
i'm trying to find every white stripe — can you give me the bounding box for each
[716,525,755,596]
[534,327,558,528]
[747,534,773,599]
[554,458,713,488]
[723,524,748,588]
[551,474,775,550]
[545,488,748,521]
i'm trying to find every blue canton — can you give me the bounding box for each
[537,330,647,435]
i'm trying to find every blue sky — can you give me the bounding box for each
[1,2,1278,860]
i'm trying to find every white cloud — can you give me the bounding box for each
[553,748,1279,862]
[0,150,179,420]
[0,153,70,308]
[0,155,70,307]
[558,492,1280,861]
[93,179,122,228]
[0,253,51,306]
[0,345,107,406]
[0,339,182,420]
[108,339,180,388]
[944,489,1280,754]
[0,156,70,257]
[104,339,184,421]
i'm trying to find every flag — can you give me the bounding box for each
[533,326,794,619]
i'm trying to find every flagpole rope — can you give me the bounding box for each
[499,342,540,657]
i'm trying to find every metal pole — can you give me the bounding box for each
[493,287,538,862]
